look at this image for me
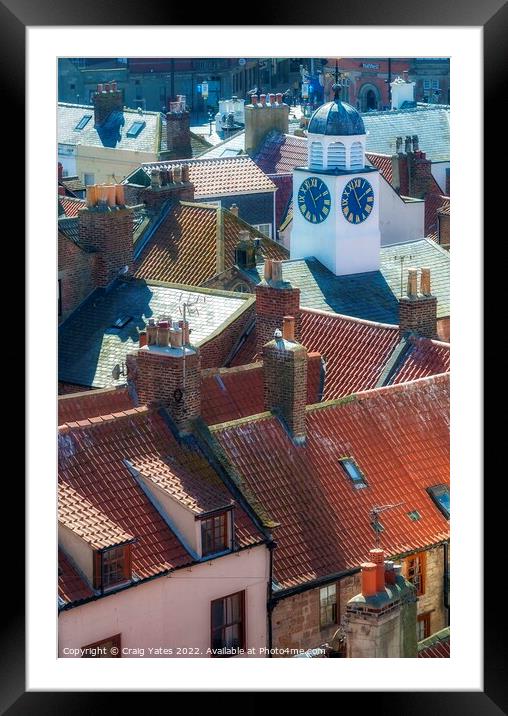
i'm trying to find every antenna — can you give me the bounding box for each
[392,254,414,297]
[370,502,404,548]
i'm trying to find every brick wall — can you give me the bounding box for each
[271,544,448,654]
[79,206,134,287]
[438,212,450,249]
[58,231,95,323]
[408,151,434,199]
[132,347,201,433]
[437,317,449,342]
[199,302,255,369]
[255,283,301,355]
[399,295,438,339]
[166,110,192,158]
[139,182,195,211]
[263,339,307,441]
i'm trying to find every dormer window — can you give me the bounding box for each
[201,512,230,556]
[93,545,132,590]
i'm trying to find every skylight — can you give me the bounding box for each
[408,510,421,521]
[112,316,132,329]
[339,457,367,488]
[427,485,450,518]
[75,115,92,131]
[126,120,146,138]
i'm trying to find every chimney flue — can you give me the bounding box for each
[282,315,295,341]
[360,562,378,597]
[369,548,386,592]
[264,258,273,281]
[156,321,170,347]
[420,267,431,295]
[407,267,418,298]
[271,260,283,282]
[146,318,157,346]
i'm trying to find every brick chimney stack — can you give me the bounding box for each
[139,163,195,210]
[255,259,301,356]
[166,96,192,159]
[128,317,200,435]
[244,91,290,155]
[345,557,418,658]
[92,82,124,127]
[78,184,134,288]
[398,267,438,338]
[262,315,308,444]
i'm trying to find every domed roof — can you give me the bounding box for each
[308,99,365,136]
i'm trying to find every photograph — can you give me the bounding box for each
[56,55,451,660]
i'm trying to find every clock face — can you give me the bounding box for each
[298,177,331,224]
[341,177,374,224]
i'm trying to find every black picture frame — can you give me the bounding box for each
[9,0,495,709]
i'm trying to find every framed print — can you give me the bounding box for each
[6,0,496,708]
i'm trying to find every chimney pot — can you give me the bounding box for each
[104,83,111,93]
[181,164,190,182]
[393,564,403,577]
[264,258,273,281]
[251,95,258,105]
[115,184,125,206]
[173,164,182,183]
[360,562,378,597]
[369,548,386,592]
[282,316,295,341]
[276,92,283,104]
[146,318,158,345]
[384,560,396,585]
[260,94,267,106]
[178,320,190,345]
[139,330,147,348]
[111,81,117,92]
[170,327,183,348]
[269,93,275,105]
[420,267,431,295]
[271,260,283,282]
[106,185,116,207]
[230,203,239,217]
[97,83,103,93]
[86,185,97,208]
[156,321,170,347]
[407,267,418,298]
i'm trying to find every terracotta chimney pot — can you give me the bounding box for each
[360,562,378,597]
[264,258,273,281]
[407,268,418,298]
[282,316,295,341]
[420,267,431,296]
[369,548,386,592]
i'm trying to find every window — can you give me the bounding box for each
[417,613,431,641]
[81,634,121,658]
[201,512,229,556]
[253,223,272,238]
[211,591,245,655]
[339,457,367,488]
[407,510,421,521]
[93,545,131,590]
[126,120,146,138]
[423,79,431,90]
[427,485,450,518]
[75,115,92,131]
[319,583,338,628]
[405,551,426,596]
[432,79,440,89]
[83,173,95,186]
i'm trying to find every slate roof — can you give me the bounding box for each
[196,130,246,159]
[308,100,365,136]
[60,175,86,193]
[418,628,450,657]
[58,407,265,606]
[58,278,250,389]
[362,105,450,162]
[243,239,450,322]
[58,103,163,153]
[58,386,135,425]
[134,203,288,286]
[200,353,322,426]
[58,549,94,606]
[211,374,450,590]
[127,156,276,198]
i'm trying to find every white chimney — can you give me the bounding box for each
[390,75,415,110]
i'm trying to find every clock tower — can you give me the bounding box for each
[291,87,380,276]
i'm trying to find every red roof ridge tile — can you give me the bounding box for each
[409,334,450,349]
[201,361,263,379]
[209,410,275,433]
[59,405,149,432]
[301,306,399,331]
[58,385,126,402]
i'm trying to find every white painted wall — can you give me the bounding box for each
[58,144,77,177]
[378,176,425,246]
[291,167,381,276]
[59,545,269,658]
[431,161,449,194]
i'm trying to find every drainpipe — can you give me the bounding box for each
[267,540,277,657]
[443,542,450,625]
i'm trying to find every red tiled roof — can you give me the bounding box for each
[269,173,294,229]
[59,408,264,592]
[425,191,449,236]
[254,132,307,175]
[200,354,322,426]
[212,374,450,589]
[418,630,450,657]
[59,482,135,550]
[299,309,400,399]
[58,196,86,217]
[58,386,135,425]
[59,549,94,605]
[143,156,276,197]
[134,204,287,286]
[366,153,393,184]
[391,336,450,384]
[229,327,257,366]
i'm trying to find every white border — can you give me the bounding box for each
[28,27,482,691]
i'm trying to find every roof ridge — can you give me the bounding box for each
[58,385,129,402]
[59,406,149,432]
[300,305,399,331]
